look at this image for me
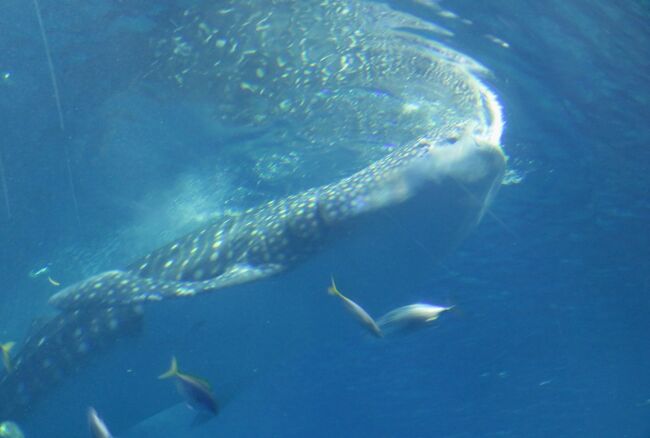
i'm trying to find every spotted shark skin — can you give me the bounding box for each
[0,130,505,421]
[0,305,143,418]
[49,132,505,311]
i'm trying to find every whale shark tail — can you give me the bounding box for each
[0,304,144,420]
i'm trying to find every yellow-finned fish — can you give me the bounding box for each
[27,265,61,286]
[0,421,24,438]
[376,303,454,335]
[159,356,218,416]
[327,277,382,338]
[1,342,15,373]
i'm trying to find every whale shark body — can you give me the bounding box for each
[0,128,505,423]
[49,132,505,311]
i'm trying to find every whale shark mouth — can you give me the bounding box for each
[2,0,506,430]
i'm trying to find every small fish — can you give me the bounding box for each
[327,277,382,338]
[0,421,24,438]
[159,356,218,416]
[1,341,15,373]
[376,303,453,335]
[28,265,50,278]
[28,265,61,286]
[87,407,113,438]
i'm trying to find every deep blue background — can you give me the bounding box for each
[0,0,648,437]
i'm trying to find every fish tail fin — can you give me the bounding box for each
[0,341,15,353]
[440,305,456,317]
[158,356,179,379]
[426,305,455,322]
[1,341,15,373]
[327,276,341,297]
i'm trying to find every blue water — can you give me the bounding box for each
[0,0,649,437]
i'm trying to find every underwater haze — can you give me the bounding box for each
[0,0,648,437]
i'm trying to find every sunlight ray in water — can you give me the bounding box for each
[0,147,10,220]
[33,0,81,227]
[32,0,64,132]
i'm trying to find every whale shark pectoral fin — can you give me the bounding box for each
[49,264,286,310]
[141,263,285,301]
[190,263,285,295]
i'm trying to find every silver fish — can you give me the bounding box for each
[328,278,382,338]
[377,303,454,335]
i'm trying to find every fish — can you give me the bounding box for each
[376,303,454,335]
[28,265,50,279]
[0,421,24,438]
[88,407,113,438]
[328,278,382,338]
[28,266,60,286]
[159,356,218,416]
[1,342,15,373]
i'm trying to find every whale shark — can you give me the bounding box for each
[48,129,505,311]
[0,126,505,424]
[0,0,508,433]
